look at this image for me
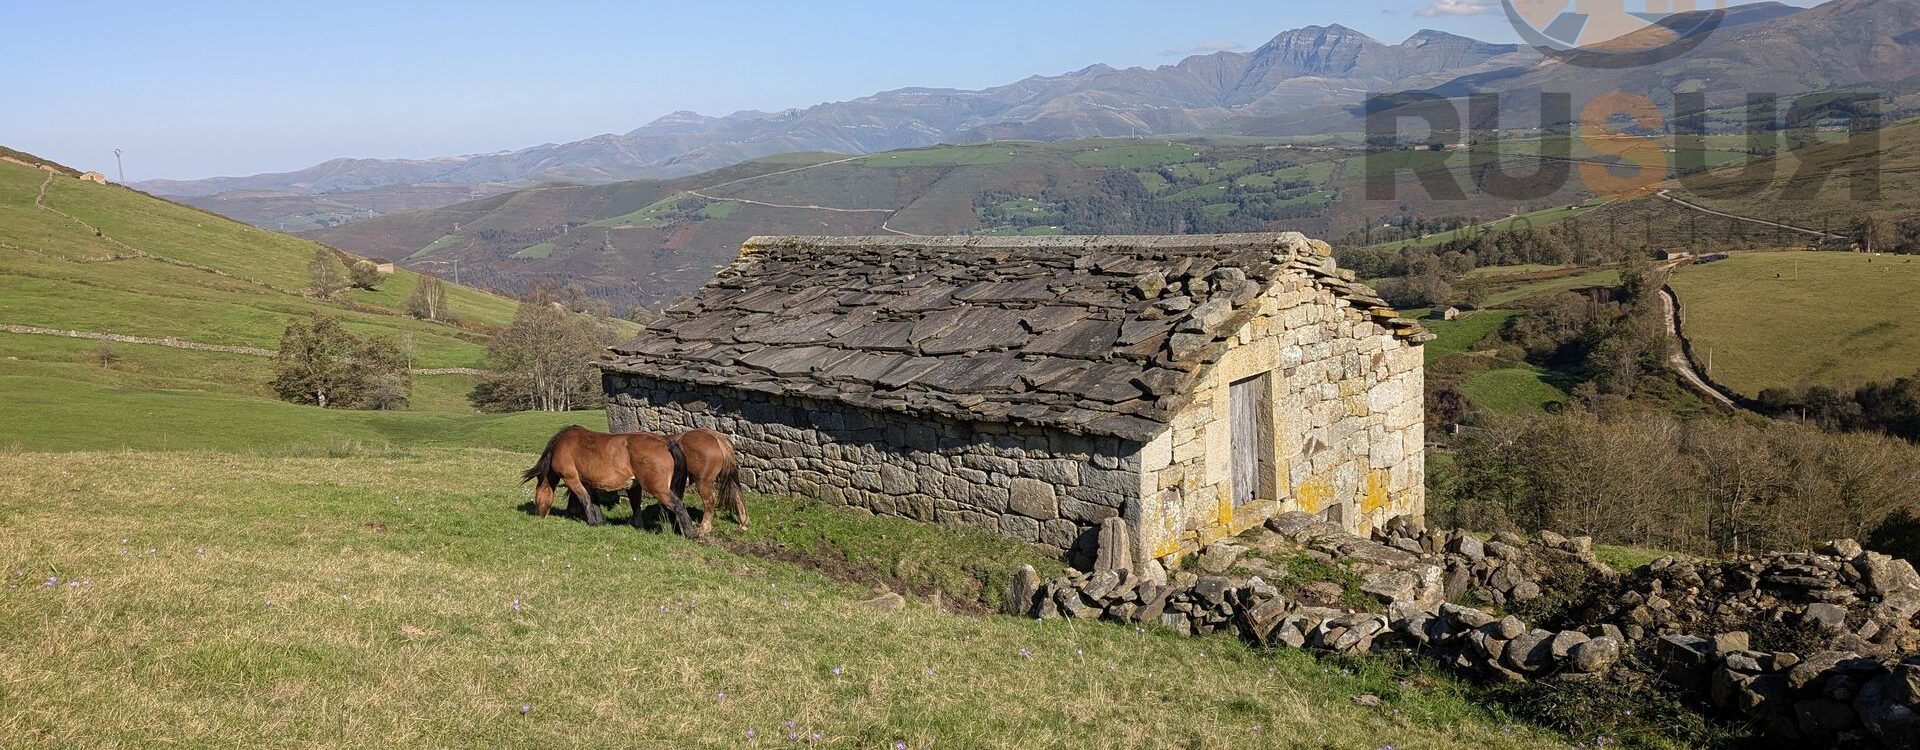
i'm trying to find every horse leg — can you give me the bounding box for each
[642,474,699,540]
[562,476,605,526]
[693,477,719,535]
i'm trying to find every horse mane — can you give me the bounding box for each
[521,425,582,484]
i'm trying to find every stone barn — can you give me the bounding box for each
[601,233,1429,574]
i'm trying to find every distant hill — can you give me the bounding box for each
[309,137,1590,312]
[0,148,533,413]
[139,24,1537,227]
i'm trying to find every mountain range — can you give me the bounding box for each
[136,24,1539,224]
[145,0,1920,236]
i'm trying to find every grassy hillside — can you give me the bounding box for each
[1668,118,1920,234]
[0,442,1574,749]
[1668,251,1920,395]
[0,152,585,431]
[0,158,517,363]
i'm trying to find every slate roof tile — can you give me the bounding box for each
[603,233,1425,441]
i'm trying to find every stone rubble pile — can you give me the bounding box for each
[1583,540,1920,658]
[1009,513,1920,749]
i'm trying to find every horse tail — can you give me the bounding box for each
[521,426,577,485]
[717,445,747,528]
[667,436,688,500]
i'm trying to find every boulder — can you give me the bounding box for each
[1196,542,1244,575]
[1548,630,1590,660]
[1360,569,1420,604]
[1855,670,1920,750]
[1567,637,1621,674]
[1804,602,1848,632]
[1081,569,1122,600]
[1093,517,1133,574]
[1449,533,1485,561]
[1005,565,1040,616]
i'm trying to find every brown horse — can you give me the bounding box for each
[521,426,750,537]
[675,428,749,533]
[521,426,700,538]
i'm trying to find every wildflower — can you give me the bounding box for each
[716,691,726,700]
[1074,648,1083,658]
[785,721,796,730]
[44,576,57,587]
[787,732,799,742]
[520,704,530,714]
[1252,724,1261,732]
[340,594,350,601]
[746,729,756,740]
[196,547,205,555]
[1018,648,1032,659]
[511,599,522,613]
[831,665,842,677]
[924,667,936,678]
[811,733,822,743]
[895,743,906,750]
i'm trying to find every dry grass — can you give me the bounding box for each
[1668,251,1920,395]
[0,449,1572,749]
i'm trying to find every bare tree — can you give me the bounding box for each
[407,274,450,322]
[308,248,348,297]
[471,286,616,412]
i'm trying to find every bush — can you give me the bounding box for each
[270,315,411,410]
[348,260,383,290]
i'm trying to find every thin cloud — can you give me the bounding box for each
[1160,39,1245,57]
[1416,0,1499,16]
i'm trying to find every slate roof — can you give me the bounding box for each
[602,233,1429,442]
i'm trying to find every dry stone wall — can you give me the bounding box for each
[1014,513,1920,750]
[605,374,1144,562]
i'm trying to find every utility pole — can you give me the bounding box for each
[112,149,124,183]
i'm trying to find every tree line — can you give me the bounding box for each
[1436,408,1920,561]
[273,268,619,414]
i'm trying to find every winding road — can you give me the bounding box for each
[683,154,928,236]
[1658,287,1737,410]
[1655,189,1850,243]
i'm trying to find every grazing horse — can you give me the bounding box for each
[674,428,749,533]
[521,426,700,539]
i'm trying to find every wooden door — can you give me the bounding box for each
[1229,375,1266,505]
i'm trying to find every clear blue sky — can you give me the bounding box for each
[0,0,1821,180]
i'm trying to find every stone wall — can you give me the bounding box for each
[1012,516,1920,750]
[604,374,1145,562]
[1135,268,1425,563]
